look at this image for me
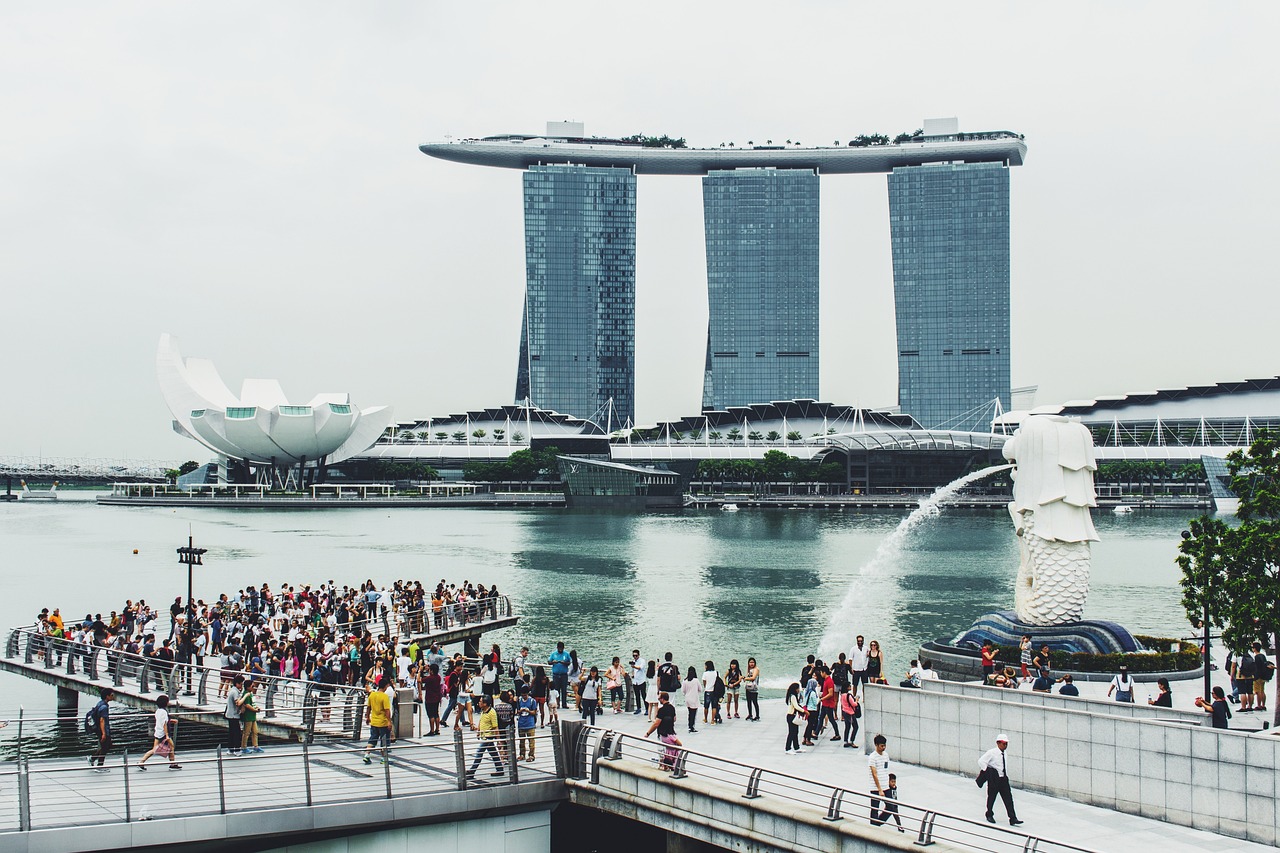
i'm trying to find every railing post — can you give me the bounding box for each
[216,745,226,814]
[549,720,565,778]
[624,674,634,712]
[122,748,131,824]
[25,633,35,665]
[111,650,123,688]
[87,646,99,680]
[589,730,612,784]
[303,684,317,743]
[743,767,763,799]
[66,642,77,675]
[139,661,151,694]
[197,668,210,705]
[264,679,278,720]
[15,707,24,762]
[5,628,18,658]
[453,727,468,790]
[167,667,179,701]
[670,747,688,780]
[383,742,393,798]
[18,758,30,831]
[916,809,938,845]
[302,743,313,806]
[824,788,844,822]
[506,724,519,784]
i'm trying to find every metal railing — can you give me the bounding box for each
[0,727,565,834]
[570,726,1101,853]
[5,627,368,740]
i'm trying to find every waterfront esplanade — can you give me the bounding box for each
[420,121,1026,429]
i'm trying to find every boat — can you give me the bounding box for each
[1113,505,1135,515]
[721,503,739,512]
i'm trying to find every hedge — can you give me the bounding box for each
[985,635,1201,674]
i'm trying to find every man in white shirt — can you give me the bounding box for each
[631,650,647,715]
[868,734,891,825]
[849,636,870,693]
[977,733,1022,826]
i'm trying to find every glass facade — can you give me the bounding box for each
[516,165,636,425]
[889,162,1010,431]
[702,169,819,411]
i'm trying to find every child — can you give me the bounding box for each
[872,773,904,831]
[547,685,561,724]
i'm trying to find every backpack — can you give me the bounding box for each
[1239,655,1256,679]
[1258,654,1274,681]
[713,676,725,699]
[83,706,97,735]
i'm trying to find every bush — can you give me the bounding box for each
[987,636,1200,674]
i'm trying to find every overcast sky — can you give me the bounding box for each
[2,2,1276,461]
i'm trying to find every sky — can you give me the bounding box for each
[2,2,1277,461]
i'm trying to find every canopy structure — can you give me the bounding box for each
[156,334,393,466]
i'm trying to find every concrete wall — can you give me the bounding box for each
[920,679,1208,724]
[264,811,551,853]
[864,683,1280,846]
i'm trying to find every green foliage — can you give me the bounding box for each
[177,460,200,476]
[892,128,924,143]
[435,432,448,441]
[622,133,687,149]
[747,431,763,441]
[848,134,891,147]
[370,460,439,481]
[451,431,466,442]
[988,638,1199,673]
[472,428,487,439]
[164,468,181,482]
[709,431,722,441]
[765,431,781,441]
[727,428,742,441]
[1179,431,1280,719]
[786,431,802,442]
[462,446,563,483]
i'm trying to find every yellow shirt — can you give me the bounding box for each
[368,689,392,728]
[476,707,498,739]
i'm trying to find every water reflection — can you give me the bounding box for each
[512,550,636,579]
[703,565,822,590]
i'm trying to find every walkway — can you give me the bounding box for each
[581,698,1271,853]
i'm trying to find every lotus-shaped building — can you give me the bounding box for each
[157,334,393,466]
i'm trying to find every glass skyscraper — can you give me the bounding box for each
[702,168,819,411]
[888,162,1010,431]
[515,165,636,427]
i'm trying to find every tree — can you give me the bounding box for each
[786,431,802,442]
[1179,431,1280,723]
[494,428,506,442]
[451,431,466,442]
[472,428,487,439]
[435,431,448,441]
[747,431,763,441]
[727,428,742,441]
[709,431,722,441]
[766,431,781,441]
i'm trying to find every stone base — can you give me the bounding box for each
[955,610,1142,655]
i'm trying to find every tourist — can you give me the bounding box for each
[866,641,884,684]
[868,734,891,825]
[577,665,602,725]
[362,675,392,764]
[1031,646,1052,692]
[840,685,861,748]
[644,691,682,771]
[88,687,114,771]
[1107,665,1136,703]
[743,657,761,721]
[494,689,515,766]
[567,650,584,706]
[1251,642,1273,712]
[480,657,500,700]
[724,660,743,719]
[223,675,250,755]
[629,651,647,715]
[466,695,504,778]
[516,686,538,760]
[820,665,839,740]
[977,733,1022,826]
[1195,686,1232,729]
[1148,677,1172,707]
[711,668,726,724]
[1234,649,1255,711]
[874,773,904,832]
[1057,673,1079,696]
[701,661,719,725]
[802,669,821,745]
[682,666,702,733]
[644,661,660,720]
[657,652,681,697]
[530,666,550,727]
[1018,635,1032,685]
[831,653,851,695]
[606,656,626,715]
[900,659,923,689]
[850,636,869,693]
[136,693,180,771]
[547,642,571,709]
[981,641,997,683]
[240,679,261,754]
[784,682,804,754]
[422,662,443,736]
[920,660,940,683]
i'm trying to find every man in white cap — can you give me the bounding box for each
[977,733,1022,826]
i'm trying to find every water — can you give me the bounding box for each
[817,464,1013,659]
[0,492,1196,720]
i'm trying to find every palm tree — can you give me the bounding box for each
[494,428,506,442]
[766,430,781,441]
[748,431,763,441]
[435,431,448,441]
[451,431,466,442]
[727,428,742,441]
[787,431,802,441]
[709,431,722,441]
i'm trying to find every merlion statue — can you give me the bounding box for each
[1003,415,1099,625]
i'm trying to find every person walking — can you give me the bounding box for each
[88,687,114,771]
[644,692,682,771]
[466,695,505,778]
[682,666,702,732]
[977,733,1023,826]
[516,686,538,761]
[868,734,891,824]
[578,666,602,725]
[240,679,261,754]
[839,685,860,748]
[547,642,571,709]
[743,657,761,721]
[362,675,392,764]
[1107,665,1136,703]
[606,657,626,715]
[136,694,181,771]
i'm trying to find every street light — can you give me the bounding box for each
[176,535,207,696]
[1182,528,1212,704]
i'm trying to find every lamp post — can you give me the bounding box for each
[1182,528,1212,704]
[176,535,207,696]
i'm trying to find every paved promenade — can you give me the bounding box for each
[590,697,1271,853]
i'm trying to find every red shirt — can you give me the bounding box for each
[821,676,837,708]
[982,648,996,667]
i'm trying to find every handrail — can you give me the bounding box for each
[574,726,1102,853]
[0,730,566,835]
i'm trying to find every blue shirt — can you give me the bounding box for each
[517,697,537,730]
[548,650,570,676]
[94,700,111,737]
